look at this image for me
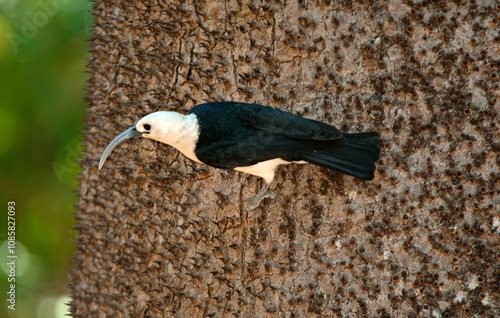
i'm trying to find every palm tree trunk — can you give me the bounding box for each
[71,1,499,317]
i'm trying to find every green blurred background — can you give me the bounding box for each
[0,0,91,317]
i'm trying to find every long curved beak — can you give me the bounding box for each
[99,126,142,170]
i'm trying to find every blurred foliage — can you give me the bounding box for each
[0,0,91,317]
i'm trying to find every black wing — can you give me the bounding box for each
[239,103,343,140]
[190,102,345,169]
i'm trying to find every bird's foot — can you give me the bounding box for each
[244,191,276,211]
[244,182,276,211]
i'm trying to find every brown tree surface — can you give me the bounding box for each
[72,1,499,317]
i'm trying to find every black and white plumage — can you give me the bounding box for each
[99,102,380,208]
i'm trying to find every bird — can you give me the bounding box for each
[99,102,380,210]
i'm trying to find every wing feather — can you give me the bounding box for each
[239,103,344,141]
[191,102,345,169]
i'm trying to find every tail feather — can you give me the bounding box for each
[298,132,380,180]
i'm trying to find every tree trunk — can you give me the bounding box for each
[72,0,499,317]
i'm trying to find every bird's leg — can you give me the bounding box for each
[244,181,276,211]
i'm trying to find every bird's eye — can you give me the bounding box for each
[143,124,151,131]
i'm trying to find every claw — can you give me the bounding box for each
[244,182,277,211]
[263,191,276,204]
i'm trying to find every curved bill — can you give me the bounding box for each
[99,126,142,170]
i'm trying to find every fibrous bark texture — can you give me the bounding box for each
[72,0,499,317]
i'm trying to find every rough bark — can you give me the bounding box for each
[72,0,499,317]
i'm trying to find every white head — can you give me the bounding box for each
[135,111,186,142]
[99,111,197,169]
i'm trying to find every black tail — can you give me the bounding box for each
[298,132,380,180]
